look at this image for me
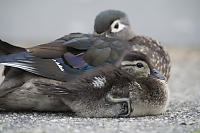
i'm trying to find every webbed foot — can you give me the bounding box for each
[106,93,132,117]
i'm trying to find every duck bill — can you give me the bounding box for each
[99,31,112,38]
[149,68,166,80]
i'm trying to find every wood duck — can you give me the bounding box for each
[0,50,168,117]
[94,9,171,80]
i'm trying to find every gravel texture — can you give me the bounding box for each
[0,48,200,133]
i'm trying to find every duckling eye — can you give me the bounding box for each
[114,23,119,29]
[136,63,144,68]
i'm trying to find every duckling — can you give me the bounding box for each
[0,52,169,117]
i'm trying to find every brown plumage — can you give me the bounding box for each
[130,36,171,81]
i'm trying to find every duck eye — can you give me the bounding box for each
[136,63,144,68]
[111,20,126,33]
[114,23,119,29]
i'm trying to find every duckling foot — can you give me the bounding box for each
[106,93,132,117]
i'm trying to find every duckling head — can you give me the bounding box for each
[120,60,166,80]
[120,51,166,80]
[120,60,150,78]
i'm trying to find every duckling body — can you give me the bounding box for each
[129,78,169,116]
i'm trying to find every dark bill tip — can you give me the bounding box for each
[149,69,166,80]
[26,48,33,53]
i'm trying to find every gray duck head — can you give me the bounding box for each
[94,9,135,40]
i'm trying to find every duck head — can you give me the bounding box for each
[94,9,135,40]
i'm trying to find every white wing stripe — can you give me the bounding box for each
[52,59,64,72]
[1,62,36,72]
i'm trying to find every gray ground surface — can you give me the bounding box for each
[0,48,200,133]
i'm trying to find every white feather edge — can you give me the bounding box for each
[1,62,36,73]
